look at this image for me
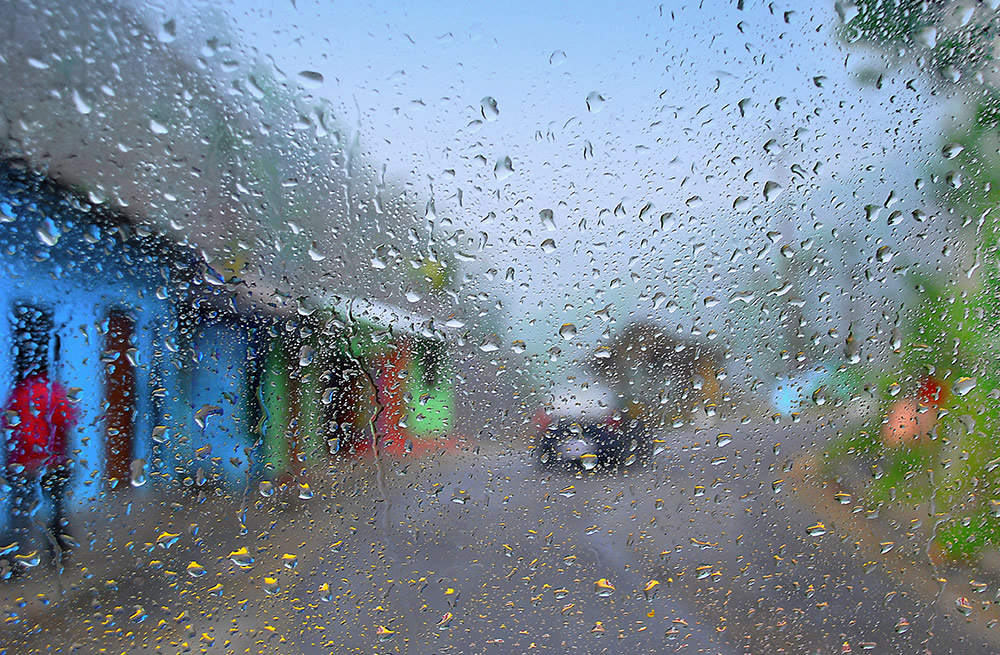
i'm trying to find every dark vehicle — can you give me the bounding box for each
[535,322,724,472]
[536,411,654,471]
[535,394,662,471]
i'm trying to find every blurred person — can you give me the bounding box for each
[2,322,77,564]
[881,376,946,448]
[531,407,551,435]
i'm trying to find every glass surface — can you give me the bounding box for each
[1,0,999,652]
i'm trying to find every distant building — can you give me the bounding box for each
[0,162,307,517]
[0,161,205,526]
[592,321,723,422]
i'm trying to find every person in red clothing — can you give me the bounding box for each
[5,373,75,473]
[882,376,947,448]
[2,314,77,565]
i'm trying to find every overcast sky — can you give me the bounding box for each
[152,0,944,381]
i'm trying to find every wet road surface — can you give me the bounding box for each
[0,416,996,654]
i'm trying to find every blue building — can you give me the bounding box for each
[0,161,269,538]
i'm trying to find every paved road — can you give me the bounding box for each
[0,416,996,654]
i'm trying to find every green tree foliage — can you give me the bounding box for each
[837,0,1000,559]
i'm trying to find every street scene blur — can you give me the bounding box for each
[1,0,1000,653]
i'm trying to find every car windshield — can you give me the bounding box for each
[2,0,999,653]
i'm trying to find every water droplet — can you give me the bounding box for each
[72,89,92,115]
[895,617,910,633]
[319,582,333,602]
[298,70,324,88]
[763,180,784,201]
[559,323,577,340]
[890,329,903,351]
[511,340,526,354]
[158,18,177,43]
[887,383,901,397]
[594,578,615,597]
[186,561,207,577]
[942,143,964,159]
[156,531,181,549]
[149,119,169,135]
[263,577,280,594]
[812,387,827,406]
[836,1,859,23]
[14,551,40,568]
[36,219,60,246]
[835,492,852,505]
[129,458,146,487]
[806,522,827,537]
[282,553,299,569]
[494,156,514,180]
[216,547,249,572]
[539,208,556,231]
[916,26,937,48]
[376,625,396,642]
[549,50,567,66]
[308,245,326,261]
[194,404,223,429]
[954,377,976,396]
[540,238,557,253]
[643,580,660,601]
[772,479,784,493]
[586,91,606,113]
[259,480,275,497]
[716,433,733,447]
[480,96,499,121]
[956,596,973,616]
[298,482,313,499]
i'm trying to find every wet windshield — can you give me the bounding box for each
[1,0,998,652]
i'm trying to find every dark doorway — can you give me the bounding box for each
[104,311,135,487]
[11,304,53,381]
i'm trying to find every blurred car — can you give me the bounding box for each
[536,412,651,471]
[533,382,654,471]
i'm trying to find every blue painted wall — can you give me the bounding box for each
[0,166,256,535]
